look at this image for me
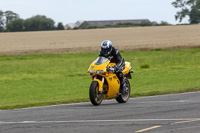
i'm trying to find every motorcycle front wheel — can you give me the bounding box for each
[116,78,130,103]
[89,81,103,106]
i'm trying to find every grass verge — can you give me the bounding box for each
[0,49,200,109]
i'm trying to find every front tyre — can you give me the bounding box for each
[89,81,103,106]
[116,78,130,103]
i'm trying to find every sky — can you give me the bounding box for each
[0,0,189,25]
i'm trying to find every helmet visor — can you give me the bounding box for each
[101,47,111,56]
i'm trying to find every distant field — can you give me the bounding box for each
[0,49,200,109]
[0,25,200,55]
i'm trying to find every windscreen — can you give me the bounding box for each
[94,56,109,65]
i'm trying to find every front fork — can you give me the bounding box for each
[93,76,104,92]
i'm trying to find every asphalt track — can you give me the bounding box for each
[1,92,200,133]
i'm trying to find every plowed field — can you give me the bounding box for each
[0,25,200,55]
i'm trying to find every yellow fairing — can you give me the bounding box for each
[88,61,131,75]
[87,60,109,73]
[108,63,116,67]
[109,62,131,75]
[93,79,103,92]
[105,74,120,98]
[93,76,120,99]
[123,62,131,75]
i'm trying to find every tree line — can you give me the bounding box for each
[74,21,171,30]
[1,1,200,32]
[0,10,64,32]
[172,0,200,24]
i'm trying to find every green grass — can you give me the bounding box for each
[0,49,200,109]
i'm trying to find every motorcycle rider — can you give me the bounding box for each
[99,40,126,94]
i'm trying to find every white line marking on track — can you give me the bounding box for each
[16,102,91,110]
[175,119,200,124]
[1,118,200,125]
[136,125,161,132]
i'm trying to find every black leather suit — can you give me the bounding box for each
[99,47,125,88]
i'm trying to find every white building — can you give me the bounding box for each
[65,20,84,30]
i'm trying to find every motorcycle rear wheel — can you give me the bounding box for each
[116,78,130,103]
[89,81,103,106]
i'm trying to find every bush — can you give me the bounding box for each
[24,15,55,31]
[159,21,170,26]
[140,64,150,69]
[139,21,153,26]
[56,22,64,30]
[6,18,24,32]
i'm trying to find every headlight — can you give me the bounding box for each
[96,70,104,74]
[89,70,95,73]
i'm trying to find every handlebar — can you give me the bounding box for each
[109,67,115,71]
[107,66,115,73]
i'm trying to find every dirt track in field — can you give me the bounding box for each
[0,25,200,55]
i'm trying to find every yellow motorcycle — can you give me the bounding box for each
[87,56,133,106]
